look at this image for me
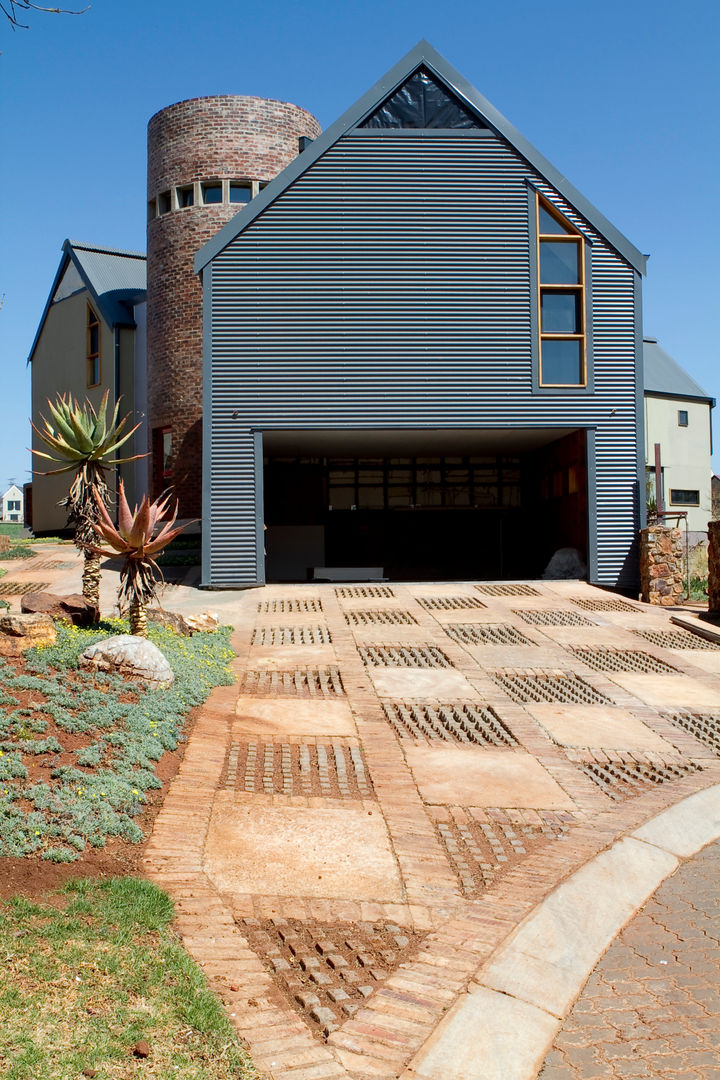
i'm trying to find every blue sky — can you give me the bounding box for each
[1,0,719,492]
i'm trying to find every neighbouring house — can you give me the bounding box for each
[1,484,24,523]
[643,337,715,537]
[28,241,148,534]
[28,41,714,590]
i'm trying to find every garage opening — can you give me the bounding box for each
[263,429,589,582]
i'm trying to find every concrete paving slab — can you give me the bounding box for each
[247,647,337,667]
[404,745,575,809]
[367,668,479,700]
[632,782,720,857]
[205,794,403,901]
[525,703,673,752]
[669,649,720,674]
[409,985,557,1080]
[611,672,720,709]
[478,836,678,1017]
[233,696,357,738]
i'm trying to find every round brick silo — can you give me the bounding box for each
[146,96,321,520]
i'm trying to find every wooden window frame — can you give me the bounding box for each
[536,195,587,388]
[86,304,101,387]
[669,489,699,506]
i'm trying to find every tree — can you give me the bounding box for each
[87,481,190,637]
[31,391,142,619]
[2,1,89,31]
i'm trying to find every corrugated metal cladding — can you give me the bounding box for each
[206,132,640,588]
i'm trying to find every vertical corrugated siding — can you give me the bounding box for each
[207,133,639,587]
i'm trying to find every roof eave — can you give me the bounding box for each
[644,389,716,408]
[194,39,647,276]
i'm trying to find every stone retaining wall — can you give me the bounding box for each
[639,526,684,606]
[709,521,720,613]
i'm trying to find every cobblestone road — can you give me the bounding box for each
[540,840,720,1080]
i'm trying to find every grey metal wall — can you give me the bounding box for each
[204,131,641,588]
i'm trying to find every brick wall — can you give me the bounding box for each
[146,96,321,519]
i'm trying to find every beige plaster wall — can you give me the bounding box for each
[644,395,713,532]
[31,290,140,533]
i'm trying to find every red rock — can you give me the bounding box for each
[131,1040,150,1058]
[20,591,97,627]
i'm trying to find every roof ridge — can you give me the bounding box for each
[68,240,146,259]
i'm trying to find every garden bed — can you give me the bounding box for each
[0,620,234,897]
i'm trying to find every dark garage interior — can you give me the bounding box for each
[262,429,588,582]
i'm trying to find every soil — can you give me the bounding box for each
[0,654,198,901]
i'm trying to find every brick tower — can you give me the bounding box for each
[146,96,321,520]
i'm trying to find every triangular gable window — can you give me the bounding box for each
[361,68,485,130]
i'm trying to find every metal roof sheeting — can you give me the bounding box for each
[68,241,147,327]
[643,338,714,404]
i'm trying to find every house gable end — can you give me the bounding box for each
[195,40,647,275]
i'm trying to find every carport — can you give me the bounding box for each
[262,428,591,582]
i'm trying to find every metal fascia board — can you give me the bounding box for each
[201,266,213,587]
[26,243,73,364]
[634,271,647,531]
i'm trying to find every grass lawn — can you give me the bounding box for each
[0,877,258,1079]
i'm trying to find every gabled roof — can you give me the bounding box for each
[28,240,147,364]
[1,485,23,500]
[195,40,647,275]
[643,338,714,405]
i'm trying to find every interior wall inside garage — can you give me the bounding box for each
[262,429,589,582]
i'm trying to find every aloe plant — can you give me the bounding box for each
[32,391,142,617]
[87,481,189,636]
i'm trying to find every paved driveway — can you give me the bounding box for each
[140,579,720,1080]
[4,552,718,1080]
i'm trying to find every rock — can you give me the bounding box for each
[0,613,56,655]
[185,611,219,633]
[82,1069,97,1078]
[131,1040,150,1059]
[147,607,193,636]
[542,547,588,580]
[21,591,97,627]
[80,636,174,688]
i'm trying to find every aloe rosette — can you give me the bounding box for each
[87,480,189,636]
[32,391,142,616]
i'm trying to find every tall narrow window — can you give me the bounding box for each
[152,426,173,497]
[537,196,586,386]
[86,305,100,386]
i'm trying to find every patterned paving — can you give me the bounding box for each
[143,579,720,1080]
[540,840,720,1080]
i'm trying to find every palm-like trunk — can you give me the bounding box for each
[63,461,109,623]
[129,597,147,637]
[82,551,102,621]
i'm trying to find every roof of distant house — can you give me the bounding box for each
[28,241,147,364]
[643,338,714,405]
